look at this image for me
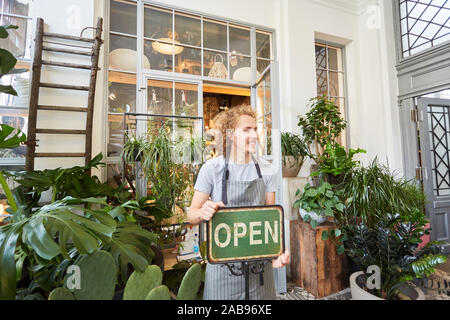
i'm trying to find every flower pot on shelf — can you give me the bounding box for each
[282,156,304,177]
[299,208,327,225]
[350,271,425,300]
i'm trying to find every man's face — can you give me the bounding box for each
[232,115,258,155]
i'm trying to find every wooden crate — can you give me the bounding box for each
[290,219,349,298]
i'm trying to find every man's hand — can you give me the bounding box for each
[272,249,290,269]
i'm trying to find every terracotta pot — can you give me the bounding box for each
[350,271,425,300]
[282,156,304,177]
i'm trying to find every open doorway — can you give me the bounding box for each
[202,82,251,158]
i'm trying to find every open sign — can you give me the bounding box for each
[207,206,285,264]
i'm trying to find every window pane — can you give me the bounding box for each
[109,35,137,72]
[256,30,272,59]
[147,79,173,115]
[257,58,270,75]
[144,39,174,72]
[175,46,201,75]
[0,15,28,58]
[204,51,228,79]
[0,69,30,109]
[175,82,198,117]
[230,55,251,82]
[2,0,30,16]
[203,19,227,51]
[328,47,343,71]
[229,25,250,56]
[175,12,201,47]
[144,6,173,39]
[329,71,345,97]
[110,0,137,35]
[108,115,124,158]
[316,69,328,96]
[315,45,327,69]
[108,71,136,113]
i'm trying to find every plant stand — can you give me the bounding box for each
[224,260,269,300]
[290,219,348,298]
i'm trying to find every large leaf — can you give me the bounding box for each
[0,223,21,300]
[101,222,157,281]
[0,48,17,76]
[22,218,61,261]
[0,124,26,149]
[0,25,18,39]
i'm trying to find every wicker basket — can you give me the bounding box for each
[208,54,228,79]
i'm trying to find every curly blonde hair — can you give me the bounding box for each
[211,104,258,156]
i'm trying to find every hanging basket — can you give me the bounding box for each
[208,54,228,79]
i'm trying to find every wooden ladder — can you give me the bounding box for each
[25,17,103,173]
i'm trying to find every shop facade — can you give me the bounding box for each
[2,0,449,294]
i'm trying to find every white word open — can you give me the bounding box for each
[214,221,279,248]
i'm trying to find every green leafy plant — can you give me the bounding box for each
[311,143,366,178]
[297,96,347,159]
[0,196,157,299]
[344,212,447,300]
[293,181,345,228]
[121,124,200,222]
[6,153,130,204]
[0,25,28,95]
[281,132,309,167]
[0,124,26,212]
[339,158,426,228]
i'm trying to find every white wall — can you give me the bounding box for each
[31,0,96,170]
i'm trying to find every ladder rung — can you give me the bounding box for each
[36,129,86,135]
[40,82,90,91]
[35,153,86,158]
[42,60,92,70]
[43,32,95,43]
[37,105,87,112]
[42,46,92,56]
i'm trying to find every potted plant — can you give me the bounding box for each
[281,132,309,177]
[311,143,366,185]
[345,212,447,300]
[293,181,345,229]
[297,96,347,160]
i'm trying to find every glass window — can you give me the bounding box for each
[229,25,250,56]
[256,30,272,59]
[315,42,347,145]
[203,19,227,52]
[107,72,136,157]
[110,0,137,35]
[147,79,173,115]
[144,39,174,72]
[399,0,450,57]
[175,46,201,75]
[204,51,228,79]
[144,5,173,40]
[175,12,201,47]
[0,0,32,59]
[175,82,198,117]
[230,55,251,82]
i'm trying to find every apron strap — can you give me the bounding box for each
[221,155,263,205]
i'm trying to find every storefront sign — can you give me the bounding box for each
[207,206,284,264]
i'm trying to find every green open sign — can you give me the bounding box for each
[207,206,285,264]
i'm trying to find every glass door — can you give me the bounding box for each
[251,62,285,293]
[131,74,203,197]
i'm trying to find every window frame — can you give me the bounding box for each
[104,0,277,163]
[393,0,450,62]
[314,40,350,148]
